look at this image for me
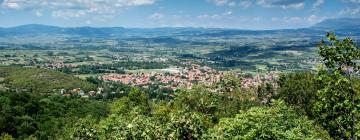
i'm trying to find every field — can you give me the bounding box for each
[0,31,327,77]
[0,21,359,77]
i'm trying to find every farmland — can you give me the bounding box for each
[0,28,326,76]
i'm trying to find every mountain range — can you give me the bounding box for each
[0,18,359,37]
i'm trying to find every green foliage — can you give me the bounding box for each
[0,133,14,140]
[0,91,109,139]
[68,116,99,140]
[315,33,360,139]
[318,33,360,71]
[160,110,210,140]
[206,100,330,139]
[97,113,160,139]
[65,81,264,140]
[0,67,95,93]
[9,48,360,139]
[96,110,208,140]
[174,84,259,121]
[214,74,261,117]
[66,87,154,139]
[67,86,211,140]
[110,87,150,115]
[108,88,150,116]
[277,72,318,116]
[96,81,132,100]
[257,82,274,104]
[58,84,201,138]
[315,66,360,139]
[216,74,243,94]
[173,86,219,116]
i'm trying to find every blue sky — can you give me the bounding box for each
[0,0,359,29]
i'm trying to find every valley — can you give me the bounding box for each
[0,17,360,140]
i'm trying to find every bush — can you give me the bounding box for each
[206,100,330,139]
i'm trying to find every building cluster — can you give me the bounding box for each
[47,62,76,69]
[302,58,321,65]
[102,64,224,90]
[60,87,104,98]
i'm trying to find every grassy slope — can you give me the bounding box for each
[0,66,95,93]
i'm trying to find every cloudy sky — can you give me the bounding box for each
[0,0,359,29]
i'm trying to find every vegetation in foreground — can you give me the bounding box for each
[0,33,359,139]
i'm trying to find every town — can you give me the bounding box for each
[102,63,224,90]
[102,63,278,91]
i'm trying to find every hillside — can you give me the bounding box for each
[311,18,360,35]
[0,67,95,93]
[312,18,360,30]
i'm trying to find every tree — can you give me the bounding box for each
[315,32,360,139]
[257,82,274,104]
[276,72,318,117]
[173,84,259,121]
[46,51,54,56]
[206,100,330,139]
[66,116,98,140]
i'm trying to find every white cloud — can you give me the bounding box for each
[253,16,262,21]
[348,0,360,3]
[257,0,304,9]
[172,14,182,19]
[224,11,232,15]
[86,20,92,25]
[35,10,42,17]
[208,0,252,8]
[239,1,252,8]
[281,15,325,25]
[208,0,229,6]
[307,14,325,24]
[338,7,360,15]
[2,1,20,10]
[284,16,302,23]
[312,0,324,10]
[228,1,236,6]
[52,10,86,19]
[1,0,157,19]
[149,12,164,20]
[197,11,232,19]
[271,17,279,21]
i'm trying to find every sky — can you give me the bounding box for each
[0,0,359,29]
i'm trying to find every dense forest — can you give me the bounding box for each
[0,33,360,139]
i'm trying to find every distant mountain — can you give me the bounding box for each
[312,18,360,29]
[0,24,128,37]
[7,24,62,32]
[312,18,360,34]
[0,18,359,37]
[0,24,206,37]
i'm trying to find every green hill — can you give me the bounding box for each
[0,66,95,93]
